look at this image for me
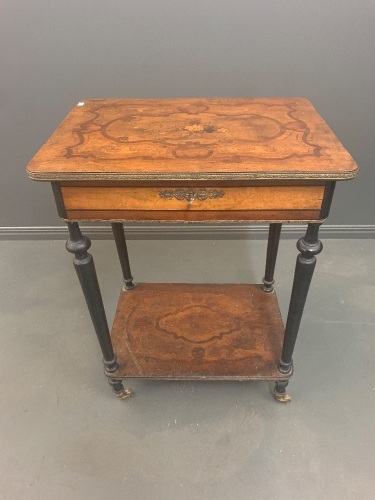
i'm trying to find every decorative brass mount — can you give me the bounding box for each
[159,188,225,204]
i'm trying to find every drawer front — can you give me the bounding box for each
[57,182,331,222]
[61,185,325,212]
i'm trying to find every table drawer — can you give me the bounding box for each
[61,185,325,212]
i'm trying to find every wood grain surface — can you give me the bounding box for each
[61,185,324,211]
[27,98,358,181]
[64,209,321,222]
[110,283,288,380]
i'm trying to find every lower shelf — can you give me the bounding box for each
[110,283,288,381]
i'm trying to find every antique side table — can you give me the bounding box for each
[27,98,357,402]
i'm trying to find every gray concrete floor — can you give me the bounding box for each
[1,237,375,500]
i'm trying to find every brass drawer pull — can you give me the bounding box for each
[159,188,225,204]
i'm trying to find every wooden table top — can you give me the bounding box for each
[27,98,358,182]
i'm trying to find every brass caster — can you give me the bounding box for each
[273,388,291,403]
[114,387,134,400]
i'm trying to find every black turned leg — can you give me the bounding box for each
[262,223,282,292]
[111,223,134,290]
[109,379,134,400]
[273,380,291,403]
[278,223,323,377]
[66,222,133,399]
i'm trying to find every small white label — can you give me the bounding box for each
[77,101,85,107]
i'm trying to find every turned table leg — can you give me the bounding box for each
[262,223,282,292]
[66,222,132,399]
[111,223,134,290]
[274,380,291,403]
[274,223,323,402]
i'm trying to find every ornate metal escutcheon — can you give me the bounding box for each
[159,188,225,204]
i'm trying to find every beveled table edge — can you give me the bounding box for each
[27,169,358,182]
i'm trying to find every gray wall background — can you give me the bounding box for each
[1,0,374,230]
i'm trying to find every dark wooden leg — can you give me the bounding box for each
[273,380,291,403]
[111,223,134,290]
[278,223,323,377]
[262,223,282,292]
[66,222,133,399]
[108,379,133,400]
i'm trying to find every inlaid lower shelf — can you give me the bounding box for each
[110,283,289,381]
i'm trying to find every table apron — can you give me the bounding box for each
[56,183,331,222]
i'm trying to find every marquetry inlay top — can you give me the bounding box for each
[27,98,358,181]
